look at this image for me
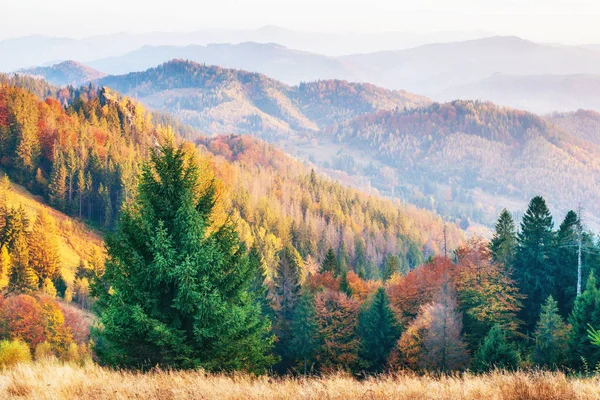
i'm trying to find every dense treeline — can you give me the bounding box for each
[200,134,463,277]
[0,81,157,229]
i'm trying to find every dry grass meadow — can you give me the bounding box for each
[1,361,600,400]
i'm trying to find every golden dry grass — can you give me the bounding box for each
[0,361,599,400]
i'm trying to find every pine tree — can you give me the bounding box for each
[248,245,272,319]
[473,324,520,372]
[568,272,600,368]
[8,224,37,293]
[554,211,579,317]
[0,244,10,289]
[383,254,401,281]
[490,209,517,269]
[93,140,274,371]
[515,196,556,330]
[533,295,569,368]
[358,287,400,372]
[337,241,350,274]
[48,150,67,211]
[290,289,319,376]
[4,204,29,251]
[0,177,9,246]
[321,247,337,275]
[339,270,352,297]
[28,209,61,282]
[272,244,303,372]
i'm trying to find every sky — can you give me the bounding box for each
[2,0,600,44]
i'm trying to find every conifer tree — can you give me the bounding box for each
[0,244,10,289]
[8,224,37,293]
[554,211,579,316]
[515,196,556,329]
[94,139,274,371]
[490,208,517,269]
[48,150,67,211]
[290,289,319,376]
[473,324,520,372]
[339,270,352,297]
[337,241,350,274]
[533,296,569,368]
[383,254,401,281]
[358,287,400,372]
[568,272,600,368]
[272,244,303,372]
[321,247,337,275]
[248,245,272,319]
[28,209,61,282]
[4,204,29,251]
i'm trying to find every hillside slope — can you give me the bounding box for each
[0,76,460,280]
[318,100,600,228]
[0,171,103,283]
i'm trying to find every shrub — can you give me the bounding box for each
[0,340,31,366]
[34,341,54,361]
[62,342,80,364]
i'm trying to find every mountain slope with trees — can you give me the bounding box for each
[324,100,600,228]
[97,59,430,137]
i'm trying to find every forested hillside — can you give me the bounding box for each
[98,60,430,137]
[324,100,600,228]
[2,73,600,381]
[0,76,456,282]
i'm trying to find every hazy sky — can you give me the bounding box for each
[2,0,600,43]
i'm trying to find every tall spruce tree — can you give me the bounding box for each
[272,244,303,373]
[0,244,10,289]
[554,211,579,316]
[8,222,37,293]
[568,272,600,368]
[358,287,400,372]
[248,244,272,319]
[533,296,569,368]
[490,209,517,269]
[382,255,401,281]
[515,196,556,330]
[28,209,61,282]
[93,139,274,371]
[290,289,319,376]
[321,247,338,275]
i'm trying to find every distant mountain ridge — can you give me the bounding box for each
[98,59,430,136]
[0,27,493,72]
[438,73,600,114]
[342,36,600,95]
[18,60,107,86]
[88,42,359,83]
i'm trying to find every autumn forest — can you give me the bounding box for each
[2,8,600,398]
